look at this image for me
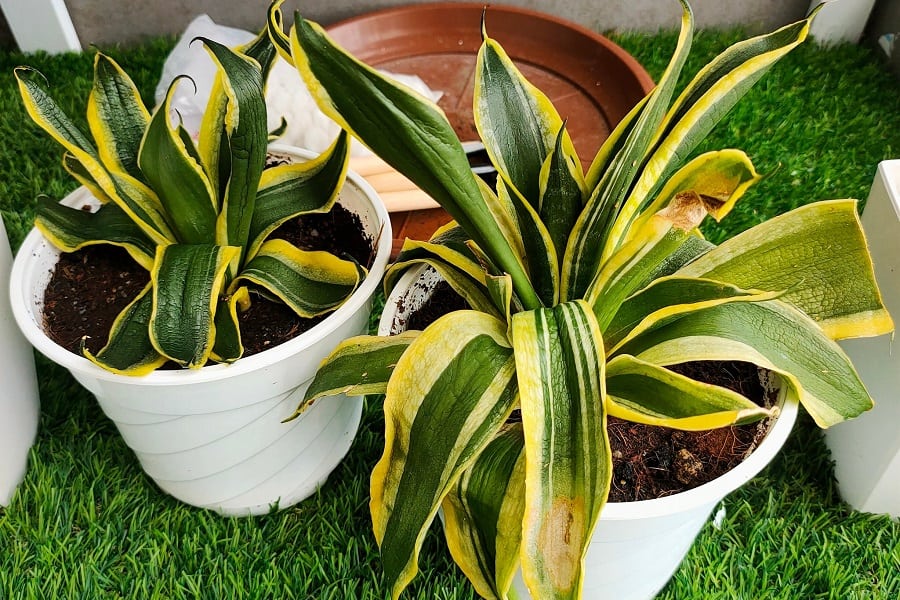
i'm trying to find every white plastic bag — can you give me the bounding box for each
[155,15,442,157]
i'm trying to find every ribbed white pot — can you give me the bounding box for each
[0,215,40,507]
[380,265,799,600]
[826,160,900,518]
[10,146,392,516]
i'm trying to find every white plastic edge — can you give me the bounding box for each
[0,0,81,53]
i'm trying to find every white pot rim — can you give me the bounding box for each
[10,144,392,387]
[380,263,800,519]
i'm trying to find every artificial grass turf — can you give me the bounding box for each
[1,26,900,600]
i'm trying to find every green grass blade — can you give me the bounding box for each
[372,311,518,598]
[512,301,610,599]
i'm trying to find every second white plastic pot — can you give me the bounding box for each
[380,264,798,600]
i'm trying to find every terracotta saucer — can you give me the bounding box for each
[326,2,655,257]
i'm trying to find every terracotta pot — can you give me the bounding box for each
[379,264,799,600]
[326,3,655,257]
[9,146,392,516]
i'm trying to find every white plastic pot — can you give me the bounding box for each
[10,146,392,516]
[380,264,799,600]
[825,160,900,519]
[0,214,40,507]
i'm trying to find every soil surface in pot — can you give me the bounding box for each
[395,281,777,502]
[42,204,374,361]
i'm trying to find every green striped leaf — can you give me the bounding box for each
[606,354,773,430]
[676,200,894,339]
[289,14,541,310]
[486,273,516,330]
[602,14,816,259]
[210,286,250,364]
[248,129,350,259]
[198,75,230,204]
[139,77,217,244]
[149,244,240,368]
[62,153,113,204]
[237,239,363,318]
[87,53,150,181]
[16,66,173,244]
[584,95,649,193]
[497,176,558,307]
[475,33,574,209]
[616,299,873,428]
[562,0,693,301]
[605,276,778,352]
[240,24,278,85]
[372,311,518,598]
[512,301,610,599]
[15,66,99,161]
[585,199,713,332]
[475,178,527,275]
[82,284,167,375]
[539,124,587,262]
[442,423,526,600]
[294,331,420,419]
[34,197,154,269]
[200,37,268,256]
[266,0,294,64]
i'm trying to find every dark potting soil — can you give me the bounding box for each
[42,204,374,360]
[402,281,469,331]
[400,282,776,502]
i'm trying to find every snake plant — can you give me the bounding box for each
[15,28,365,374]
[269,1,892,598]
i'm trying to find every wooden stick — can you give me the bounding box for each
[378,190,440,212]
[365,170,419,194]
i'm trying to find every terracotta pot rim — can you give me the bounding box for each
[328,1,655,93]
